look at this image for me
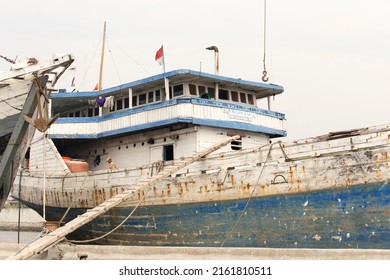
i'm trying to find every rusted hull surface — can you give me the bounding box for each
[13,125,390,248]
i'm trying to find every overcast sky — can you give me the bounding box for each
[1,0,389,140]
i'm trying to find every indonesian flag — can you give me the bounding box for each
[155,46,163,65]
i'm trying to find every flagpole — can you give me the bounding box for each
[162,45,166,74]
[161,45,170,100]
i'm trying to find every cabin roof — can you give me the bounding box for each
[51,69,284,101]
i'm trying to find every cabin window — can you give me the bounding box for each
[116,99,123,110]
[173,84,184,97]
[189,84,197,96]
[88,108,94,117]
[124,97,129,108]
[198,86,206,94]
[148,91,154,103]
[207,87,215,99]
[231,137,242,150]
[247,94,254,105]
[94,107,99,116]
[163,145,174,161]
[139,93,147,105]
[219,89,229,101]
[155,90,161,101]
[75,111,80,117]
[132,96,138,107]
[68,112,74,117]
[231,91,239,102]
[240,92,247,103]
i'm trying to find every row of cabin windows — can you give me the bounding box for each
[64,84,255,117]
[217,89,254,104]
[111,90,163,112]
[189,84,254,105]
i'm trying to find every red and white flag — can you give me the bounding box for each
[155,46,164,65]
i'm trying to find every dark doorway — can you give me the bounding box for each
[163,145,174,161]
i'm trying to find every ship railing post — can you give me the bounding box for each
[129,88,133,108]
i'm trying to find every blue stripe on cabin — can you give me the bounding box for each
[50,117,286,139]
[55,98,285,123]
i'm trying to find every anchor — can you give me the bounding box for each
[23,77,60,132]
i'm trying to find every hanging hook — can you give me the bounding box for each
[262,70,269,82]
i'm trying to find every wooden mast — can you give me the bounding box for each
[98,21,106,91]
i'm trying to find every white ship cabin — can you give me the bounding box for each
[47,69,286,171]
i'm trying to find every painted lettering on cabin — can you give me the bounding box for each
[222,108,255,122]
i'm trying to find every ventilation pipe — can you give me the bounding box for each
[206,46,219,100]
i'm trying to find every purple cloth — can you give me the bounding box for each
[96,97,106,107]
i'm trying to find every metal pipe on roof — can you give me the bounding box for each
[206,46,219,100]
[206,46,219,75]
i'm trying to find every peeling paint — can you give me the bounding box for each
[12,126,390,248]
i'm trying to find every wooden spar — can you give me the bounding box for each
[98,21,106,91]
[6,135,240,260]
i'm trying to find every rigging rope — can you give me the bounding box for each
[0,97,22,111]
[262,0,269,82]
[0,55,15,64]
[106,39,122,85]
[107,35,151,76]
[78,37,103,90]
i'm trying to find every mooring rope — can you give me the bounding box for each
[68,186,151,244]
[220,142,274,247]
[58,171,86,225]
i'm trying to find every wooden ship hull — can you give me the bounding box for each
[0,54,74,208]
[9,63,389,249]
[14,120,390,248]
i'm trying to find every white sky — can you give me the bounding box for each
[1,0,390,140]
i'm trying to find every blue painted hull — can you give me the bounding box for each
[27,183,389,248]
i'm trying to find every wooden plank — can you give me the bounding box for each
[6,135,240,260]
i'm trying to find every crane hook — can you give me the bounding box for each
[262,70,269,82]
